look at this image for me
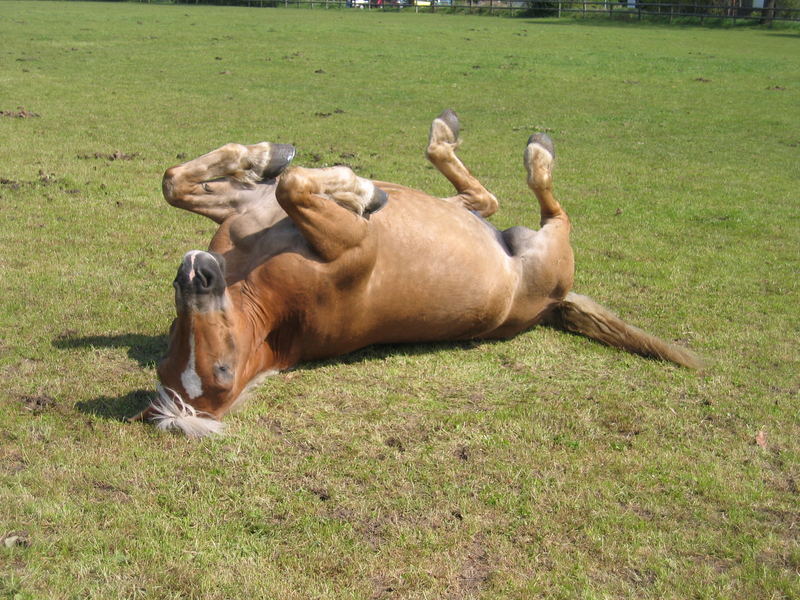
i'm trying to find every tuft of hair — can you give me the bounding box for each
[148,386,225,438]
[232,168,263,189]
[548,292,705,369]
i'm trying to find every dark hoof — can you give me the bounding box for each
[263,143,296,179]
[527,133,555,158]
[437,109,460,139]
[364,187,389,217]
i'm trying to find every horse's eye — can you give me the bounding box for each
[213,363,234,385]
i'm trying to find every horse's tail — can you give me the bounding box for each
[547,292,704,369]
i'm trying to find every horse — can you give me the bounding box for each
[129,110,702,437]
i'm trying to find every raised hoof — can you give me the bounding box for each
[527,133,555,159]
[263,143,296,179]
[437,109,460,139]
[364,187,389,217]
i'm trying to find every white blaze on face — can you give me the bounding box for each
[178,250,225,401]
[184,250,203,282]
[181,329,203,399]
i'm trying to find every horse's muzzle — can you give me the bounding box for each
[174,251,227,306]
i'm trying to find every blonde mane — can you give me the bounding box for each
[149,386,225,438]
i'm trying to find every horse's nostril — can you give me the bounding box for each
[195,262,223,295]
[196,266,212,291]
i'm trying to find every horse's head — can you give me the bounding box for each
[131,250,249,437]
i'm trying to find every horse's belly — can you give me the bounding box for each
[363,264,517,343]
[358,202,520,344]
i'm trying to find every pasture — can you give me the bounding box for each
[1,2,798,598]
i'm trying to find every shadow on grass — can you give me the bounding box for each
[57,332,497,422]
[52,322,567,426]
[54,332,165,421]
[75,388,153,421]
[290,339,490,373]
[53,331,488,374]
[53,333,168,368]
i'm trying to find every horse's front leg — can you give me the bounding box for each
[426,109,499,218]
[276,166,386,262]
[162,142,295,223]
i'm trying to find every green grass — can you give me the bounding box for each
[1,2,798,598]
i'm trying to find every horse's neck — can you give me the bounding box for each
[229,280,300,374]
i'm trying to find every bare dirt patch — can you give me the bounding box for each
[1,533,30,549]
[77,150,139,161]
[1,107,39,118]
[385,436,405,452]
[455,445,470,461]
[449,536,493,599]
[0,171,78,195]
[91,479,132,503]
[0,178,21,191]
[18,394,55,413]
[0,449,27,475]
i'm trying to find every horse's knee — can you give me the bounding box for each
[471,190,498,218]
[276,168,311,206]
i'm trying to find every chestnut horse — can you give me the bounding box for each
[130,111,701,436]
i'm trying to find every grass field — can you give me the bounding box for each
[1,2,798,598]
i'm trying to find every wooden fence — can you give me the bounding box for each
[151,0,800,22]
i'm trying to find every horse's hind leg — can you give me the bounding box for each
[426,110,499,218]
[524,133,567,226]
[500,134,574,328]
[162,142,295,223]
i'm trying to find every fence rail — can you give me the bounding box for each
[161,0,800,22]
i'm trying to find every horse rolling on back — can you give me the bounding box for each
[130,110,702,437]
